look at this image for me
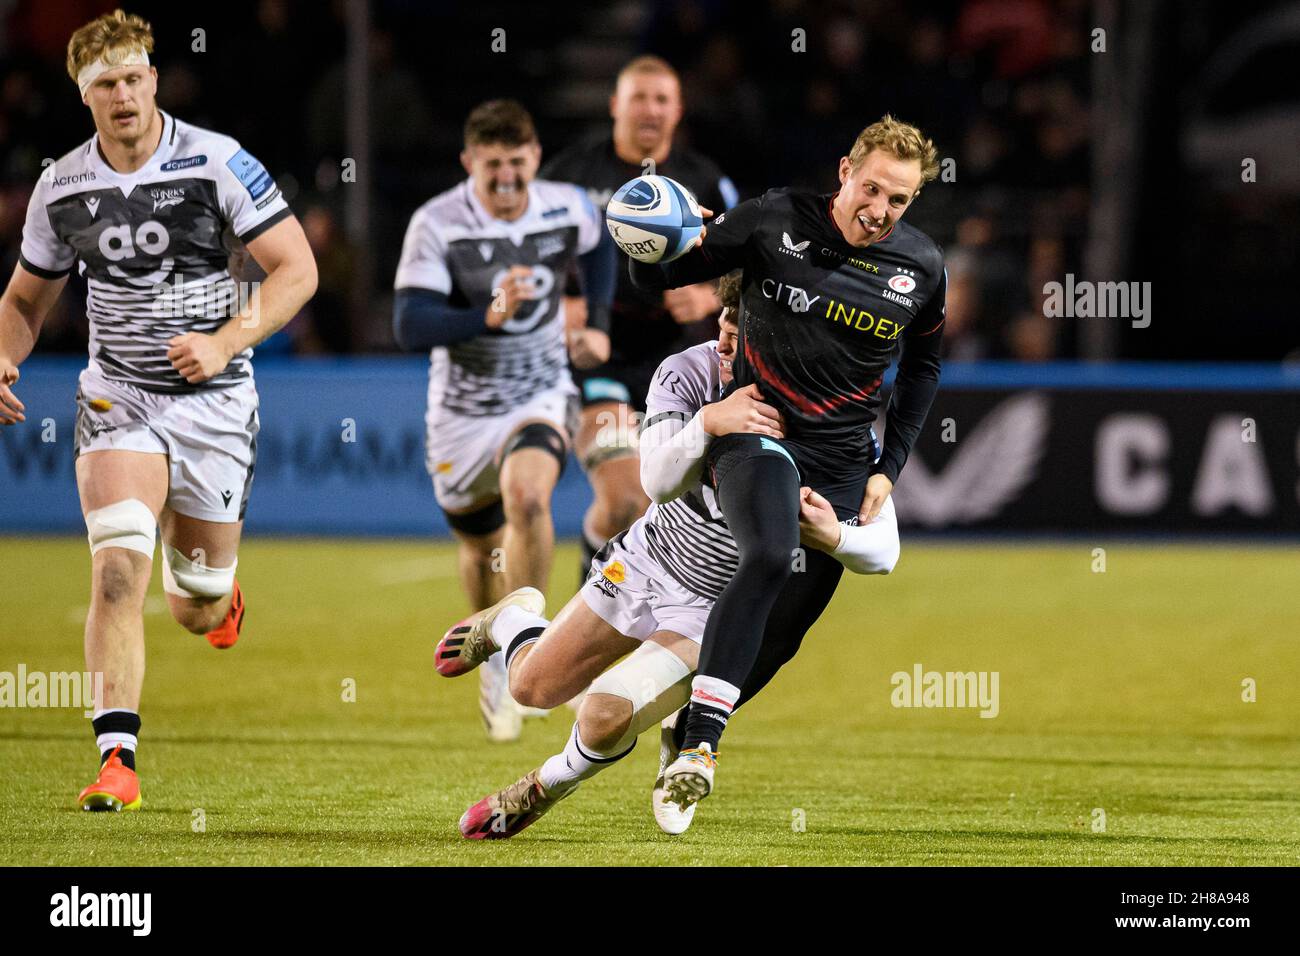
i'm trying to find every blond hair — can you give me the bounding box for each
[66,9,154,84]
[616,55,680,88]
[848,114,940,186]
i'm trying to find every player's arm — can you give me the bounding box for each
[576,226,615,335]
[568,202,616,368]
[641,379,784,504]
[862,268,947,520]
[798,487,899,575]
[0,264,68,425]
[658,170,740,324]
[168,216,318,384]
[393,288,491,350]
[627,195,762,292]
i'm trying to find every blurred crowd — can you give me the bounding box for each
[1,0,1093,362]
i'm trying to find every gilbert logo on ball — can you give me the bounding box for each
[605,175,704,264]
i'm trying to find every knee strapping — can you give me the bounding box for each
[581,420,638,471]
[84,499,156,559]
[162,543,236,599]
[502,422,568,476]
[584,642,692,754]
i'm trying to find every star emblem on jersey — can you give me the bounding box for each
[888,274,916,294]
[780,231,809,257]
[84,197,100,218]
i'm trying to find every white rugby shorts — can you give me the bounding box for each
[74,361,259,524]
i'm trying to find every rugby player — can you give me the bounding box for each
[540,55,738,585]
[435,274,900,837]
[393,100,616,742]
[0,10,318,810]
[629,115,945,809]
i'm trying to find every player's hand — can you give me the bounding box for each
[167,332,234,384]
[568,328,610,369]
[0,359,24,425]
[798,486,842,552]
[562,294,588,334]
[691,206,716,249]
[699,383,783,439]
[859,473,893,524]
[663,283,720,324]
[487,266,537,328]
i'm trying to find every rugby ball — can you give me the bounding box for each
[605,175,704,264]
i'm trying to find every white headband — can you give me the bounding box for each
[77,50,150,96]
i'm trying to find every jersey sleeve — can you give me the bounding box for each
[639,347,717,503]
[217,141,291,243]
[872,267,946,484]
[629,193,763,291]
[393,206,452,294]
[572,184,602,255]
[643,347,713,425]
[18,177,75,278]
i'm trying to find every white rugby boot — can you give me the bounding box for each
[652,711,696,834]
[662,742,718,812]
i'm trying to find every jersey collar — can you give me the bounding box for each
[88,110,179,194]
[462,178,541,239]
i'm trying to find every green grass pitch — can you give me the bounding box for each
[2,537,1298,866]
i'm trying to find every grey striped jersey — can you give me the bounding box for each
[640,341,881,600]
[19,111,291,393]
[640,341,739,600]
[394,179,601,417]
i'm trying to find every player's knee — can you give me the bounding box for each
[92,549,148,608]
[577,692,633,753]
[741,535,799,584]
[599,487,646,534]
[501,479,552,526]
[580,417,639,473]
[508,659,563,710]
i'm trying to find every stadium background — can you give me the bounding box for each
[3,0,1299,535]
[1,1,1298,867]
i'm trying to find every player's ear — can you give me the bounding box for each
[838,156,852,186]
[459,149,473,176]
[608,92,618,121]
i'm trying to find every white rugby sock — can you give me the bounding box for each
[492,605,549,666]
[92,707,139,761]
[539,722,633,792]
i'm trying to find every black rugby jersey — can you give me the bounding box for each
[541,134,738,362]
[630,187,945,484]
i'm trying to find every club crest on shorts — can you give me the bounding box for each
[591,560,624,599]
